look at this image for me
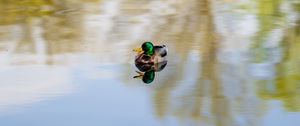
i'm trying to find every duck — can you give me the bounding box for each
[133,70,155,84]
[133,61,168,84]
[133,42,168,65]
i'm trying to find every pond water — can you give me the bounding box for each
[0,0,300,126]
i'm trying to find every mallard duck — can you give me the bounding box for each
[133,61,168,84]
[133,42,168,64]
[135,60,168,72]
[133,70,155,84]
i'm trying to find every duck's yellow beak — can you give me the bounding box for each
[133,47,143,54]
[133,75,143,79]
[133,71,144,79]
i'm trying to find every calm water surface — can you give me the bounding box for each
[0,0,300,126]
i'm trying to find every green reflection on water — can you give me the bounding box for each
[258,17,300,112]
[0,0,54,25]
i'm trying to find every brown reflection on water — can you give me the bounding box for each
[0,0,98,112]
[0,0,88,65]
[196,0,227,125]
[151,0,239,125]
[0,0,300,125]
[144,0,299,126]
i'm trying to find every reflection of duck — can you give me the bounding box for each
[133,61,168,84]
[135,60,168,72]
[133,42,168,64]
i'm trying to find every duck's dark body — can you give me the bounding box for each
[134,60,168,84]
[135,60,168,72]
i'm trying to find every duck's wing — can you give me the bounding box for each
[154,45,167,57]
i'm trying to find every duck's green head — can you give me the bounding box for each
[142,70,155,84]
[142,42,154,56]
